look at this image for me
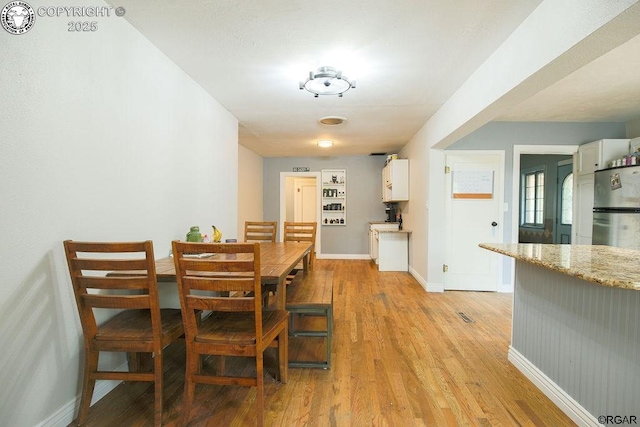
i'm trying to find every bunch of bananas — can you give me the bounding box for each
[212,225,222,243]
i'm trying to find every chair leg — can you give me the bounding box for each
[255,353,264,427]
[181,350,199,426]
[153,350,163,426]
[76,349,98,425]
[215,355,225,375]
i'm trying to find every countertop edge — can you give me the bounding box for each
[479,243,640,291]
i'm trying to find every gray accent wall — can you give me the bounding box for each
[264,156,388,255]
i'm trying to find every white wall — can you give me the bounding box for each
[237,144,264,239]
[0,3,238,426]
[399,130,429,290]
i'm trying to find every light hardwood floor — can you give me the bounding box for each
[78,260,575,426]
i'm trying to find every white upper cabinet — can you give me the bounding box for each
[382,159,409,202]
[576,139,629,176]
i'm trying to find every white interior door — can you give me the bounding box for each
[444,153,503,291]
[294,178,317,222]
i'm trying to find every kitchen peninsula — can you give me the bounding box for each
[480,243,639,426]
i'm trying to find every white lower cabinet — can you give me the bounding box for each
[369,223,398,262]
[377,230,410,272]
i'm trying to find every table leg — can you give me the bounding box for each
[302,247,312,271]
[276,275,287,310]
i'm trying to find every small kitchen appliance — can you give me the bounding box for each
[385,204,397,222]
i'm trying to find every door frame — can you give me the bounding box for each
[443,150,505,291]
[555,159,574,244]
[279,172,322,255]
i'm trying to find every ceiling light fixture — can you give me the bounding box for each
[317,140,334,148]
[300,66,356,98]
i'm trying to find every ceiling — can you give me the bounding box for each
[110,1,640,157]
[498,32,640,123]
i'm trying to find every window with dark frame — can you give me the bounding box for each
[522,169,545,226]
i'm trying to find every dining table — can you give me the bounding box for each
[154,241,313,310]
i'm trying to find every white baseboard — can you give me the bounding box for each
[426,283,444,292]
[498,282,514,293]
[36,395,77,427]
[37,362,126,427]
[408,266,443,292]
[508,347,599,427]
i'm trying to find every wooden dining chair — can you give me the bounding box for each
[172,241,289,427]
[244,221,278,243]
[283,221,317,269]
[63,240,184,426]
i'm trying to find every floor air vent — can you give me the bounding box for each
[457,312,474,323]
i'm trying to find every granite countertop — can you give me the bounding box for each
[369,221,398,224]
[378,229,411,234]
[479,243,640,291]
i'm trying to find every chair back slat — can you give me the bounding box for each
[183,276,256,292]
[182,258,255,273]
[64,241,149,253]
[71,258,149,272]
[82,294,151,310]
[77,276,150,290]
[244,221,277,243]
[185,295,255,312]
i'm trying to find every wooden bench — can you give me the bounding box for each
[286,269,333,369]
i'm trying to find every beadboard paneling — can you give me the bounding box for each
[513,262,640,419]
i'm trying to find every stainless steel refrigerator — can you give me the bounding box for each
[592,165,640,249]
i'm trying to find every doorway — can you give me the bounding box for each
[517,154,572,243]
[279,172,321,254]
[511,146,578,244]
